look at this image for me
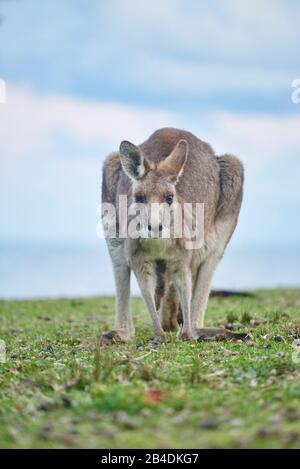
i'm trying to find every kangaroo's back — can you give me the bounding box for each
[140,127,214,163]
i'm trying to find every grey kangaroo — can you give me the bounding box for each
[101,128,243,344]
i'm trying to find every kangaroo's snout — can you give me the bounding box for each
[148,223,163,234]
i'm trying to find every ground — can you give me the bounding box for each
[0,289,300,449]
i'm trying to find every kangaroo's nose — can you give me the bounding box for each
[148,224,163,232]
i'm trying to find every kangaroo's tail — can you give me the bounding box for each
[160,285,180,332]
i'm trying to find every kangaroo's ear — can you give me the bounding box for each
[157,139,188,183]
[119,141,149,180]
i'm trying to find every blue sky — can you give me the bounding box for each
[0,0,300,246]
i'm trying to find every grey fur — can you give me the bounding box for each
[101,128,244,343]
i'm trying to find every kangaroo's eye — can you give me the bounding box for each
[165,195,174,205]
[135,194,146,204]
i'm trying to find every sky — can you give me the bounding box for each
[0,0,300,251]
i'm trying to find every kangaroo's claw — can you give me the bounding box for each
[99,330,123,347]
[149,334,166,346]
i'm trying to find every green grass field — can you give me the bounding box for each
[0,289,300,448]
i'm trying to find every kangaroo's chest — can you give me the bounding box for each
[126,238,186,271]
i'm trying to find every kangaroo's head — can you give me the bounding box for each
[119,139,188,237]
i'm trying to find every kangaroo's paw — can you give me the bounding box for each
[194,327,251,342]
[98,330,124,347]
[177,328,194,341]
[149,333,166,346]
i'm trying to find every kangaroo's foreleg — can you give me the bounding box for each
[191,253,221,329]
[100,240,134,345]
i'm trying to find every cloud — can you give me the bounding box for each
[0,0,299,107]
[204,112,300,166]
[104,0,300,66]
[0,85,174,158]
[1,84,300,173]
[123,58,292,97]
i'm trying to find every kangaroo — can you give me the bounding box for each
[101,128,244,344]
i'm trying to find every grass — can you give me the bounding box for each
[0,289,300,449]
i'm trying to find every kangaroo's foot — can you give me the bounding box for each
[99,328,134,347]
[177,326,194,341]
[99,331,123,346]
[149,333,166,346]
[194,327,250,342]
